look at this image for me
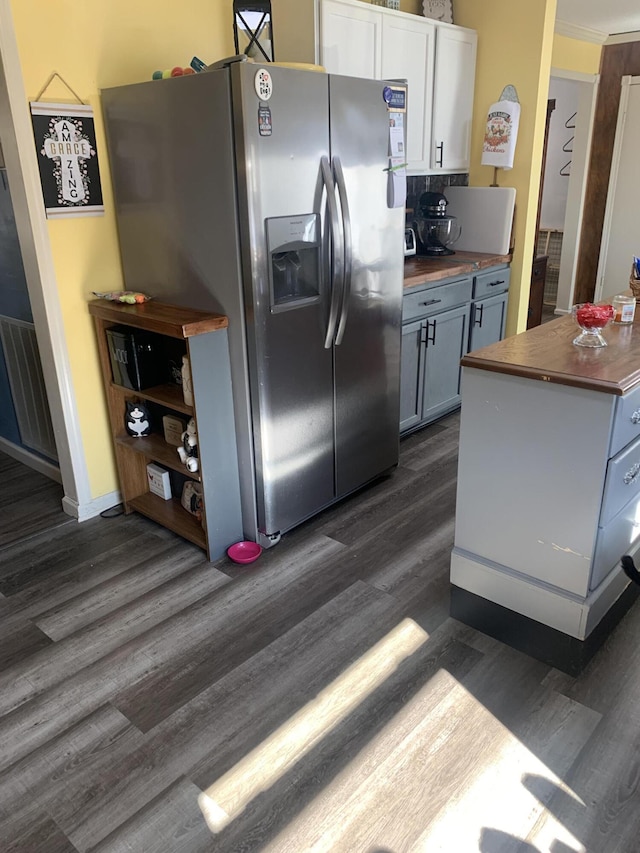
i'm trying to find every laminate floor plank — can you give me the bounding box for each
[0,512,169,594]
[0,547,222,713]
[33,542,222,640]
[0,704,144,825]
[88,777,213,853]
[46,582,406,851]
[0,617,52,670]
[0,527,179,632]
[111,533,349,730]
[0,806,80,852]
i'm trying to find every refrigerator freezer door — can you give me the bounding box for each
[233,63,335,537]
[328,74,404,497]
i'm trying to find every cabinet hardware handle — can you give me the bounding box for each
[488,280,505,287]
[420,298,442,307]
[624,462,640,485]
[473,303,484,327]
[631,409,640,424]
[435,142,444,167]
[426,319,437,346]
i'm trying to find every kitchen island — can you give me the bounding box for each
[450,311,640,674]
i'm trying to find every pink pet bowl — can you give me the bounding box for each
[226,541,263,565]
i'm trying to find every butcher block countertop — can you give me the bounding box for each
[462,310,640,396]
[403,251,512,289]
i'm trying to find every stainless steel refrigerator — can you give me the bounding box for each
[102,61,406,547]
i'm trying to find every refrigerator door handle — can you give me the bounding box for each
[321,156,345,349]
[333,156,352,346]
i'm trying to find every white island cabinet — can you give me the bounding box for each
[271,0,476,173]
[450,314,640,674]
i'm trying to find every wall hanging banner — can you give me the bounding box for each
[30,102,104,218]
[481,99,521,170]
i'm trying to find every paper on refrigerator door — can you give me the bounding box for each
[387,157,406,209]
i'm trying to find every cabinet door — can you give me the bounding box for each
[469,292,508,354]
[431,26,477,171]
[400,318,425,433]
[422,304,469,422]
[380,15,435,170]
[321,0,382,78]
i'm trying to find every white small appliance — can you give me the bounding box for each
[404,227,416,256]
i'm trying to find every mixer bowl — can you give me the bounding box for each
[414,215,461,255]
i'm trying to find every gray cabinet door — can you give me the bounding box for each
[400,318,425,433]
[469,291,508,354]
[422,304,470,423]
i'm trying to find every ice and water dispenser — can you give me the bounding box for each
[266,214,320,312]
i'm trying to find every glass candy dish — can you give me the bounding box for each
[572,303,614,347]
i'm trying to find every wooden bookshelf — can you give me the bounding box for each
[90,298,243,559]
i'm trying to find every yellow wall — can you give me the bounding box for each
[453,0,557,335]
[9,0,234,498]
[552,34,602,74]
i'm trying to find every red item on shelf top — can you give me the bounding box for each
[576,303,614,329]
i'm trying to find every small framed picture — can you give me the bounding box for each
[422,0,454,24]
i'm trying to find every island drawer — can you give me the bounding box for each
[600,433,640,526]
[403,278,472,323]
[611,383,640,458]
[592,491,640,590]
[473,267,511,300]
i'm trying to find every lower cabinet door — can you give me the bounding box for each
[469,291,508,353]
[422,304,469,423]
[400,318,425,433]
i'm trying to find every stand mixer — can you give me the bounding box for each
[413,191,462,256]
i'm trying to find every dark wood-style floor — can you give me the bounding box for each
[1,420,640,852]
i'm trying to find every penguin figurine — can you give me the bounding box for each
[125,402,151,437]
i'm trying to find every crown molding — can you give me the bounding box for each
[606,31,640,45]
[554,19,607,44]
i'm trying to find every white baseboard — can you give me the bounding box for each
[451,546,638,640]
[0,436,61,483]
[62,490,122,522]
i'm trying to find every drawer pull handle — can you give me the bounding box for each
[624,462,640,485]
[420,298,442,307]
[488,280,506,287]
[631,409,640,424]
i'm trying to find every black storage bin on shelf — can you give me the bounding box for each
[106,326,166,390]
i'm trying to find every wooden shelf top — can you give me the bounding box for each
[89,299,228,338]
[404,251,512,289]
[462,310,640,396]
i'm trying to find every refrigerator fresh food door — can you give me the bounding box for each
[232,63,334,537]
[328,74,404,497]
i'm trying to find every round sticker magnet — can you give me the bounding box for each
[255,69,273,101]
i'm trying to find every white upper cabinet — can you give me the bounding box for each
[321,0,476,174]
[321,0,382,79]
[273,0,477,174]
[431,25,477,171]
[380,14,436,171]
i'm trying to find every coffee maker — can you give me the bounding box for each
[413,191,461,256]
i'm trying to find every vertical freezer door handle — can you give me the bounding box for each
[321,156,345,349]
[333,156,352,347]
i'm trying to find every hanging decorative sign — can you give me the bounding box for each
[481,98,521,171]
[30,101,104,218]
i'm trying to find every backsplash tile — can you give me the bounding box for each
[406,173,468,216]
